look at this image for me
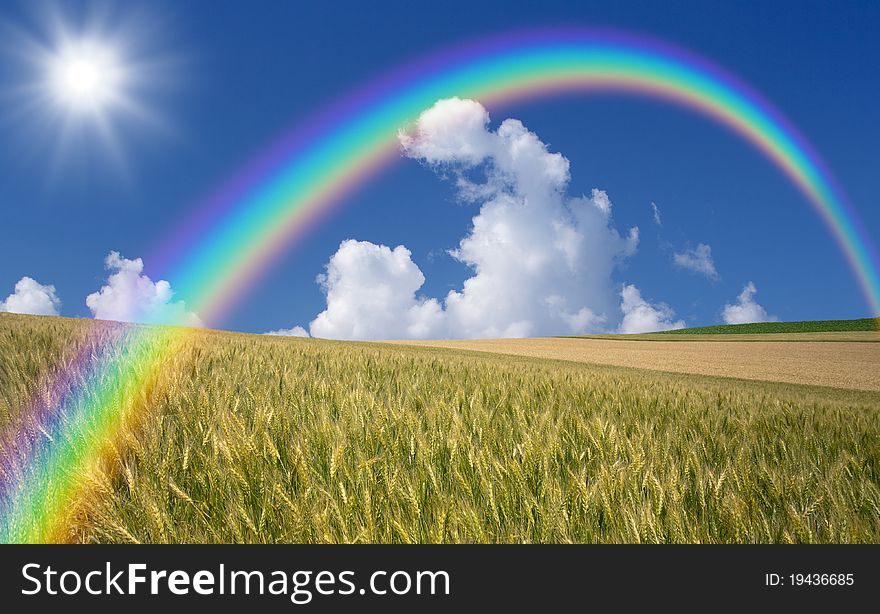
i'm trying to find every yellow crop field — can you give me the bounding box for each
[1,312,878,543]
[390,335,880,391]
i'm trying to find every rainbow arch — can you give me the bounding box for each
[158,28,879,322]
[2,28,878,542]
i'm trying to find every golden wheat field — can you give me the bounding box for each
[1,312,879,543]
[391,334,880,391]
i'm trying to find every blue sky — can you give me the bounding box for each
[0,0,877,336]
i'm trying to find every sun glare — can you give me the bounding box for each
[48,41,125,113]
[2,3,176,174]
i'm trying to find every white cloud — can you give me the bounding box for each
[86,251,202,326]
[651,202,662,227]
[310,240,444,340]
[304,98,645,340]
[0,277,61,316]
[673,243,719,281]
[721,281,777,325]
[397,97,494,165]
[265,326,310,337]
[617,284,686,334]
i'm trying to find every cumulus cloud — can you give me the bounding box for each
[397,97,494,165]
[617,284,685,334]
[265,326,310,337]
[309,240,444,340]
[305,98,644,340]
[721,282,777,325]
[673,243,719,281]
[0,277,61,316]
[86,251,202,326]
[651,202,662,227]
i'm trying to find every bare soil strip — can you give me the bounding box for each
[389,336,880,391]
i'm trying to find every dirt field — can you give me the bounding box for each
[390,334,880,391]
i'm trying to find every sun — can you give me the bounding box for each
[2,3,177,174]
[47,39,126,114]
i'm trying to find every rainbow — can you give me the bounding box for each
[1,28,878,542]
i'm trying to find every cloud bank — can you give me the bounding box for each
[265,326,310,337]
[0,277,61,316]
[721,281,777,325]
[86,251,201,326]
[299,98,662,340]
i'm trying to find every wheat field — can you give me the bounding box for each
[391,335,880,390]
[1,312,878,543]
